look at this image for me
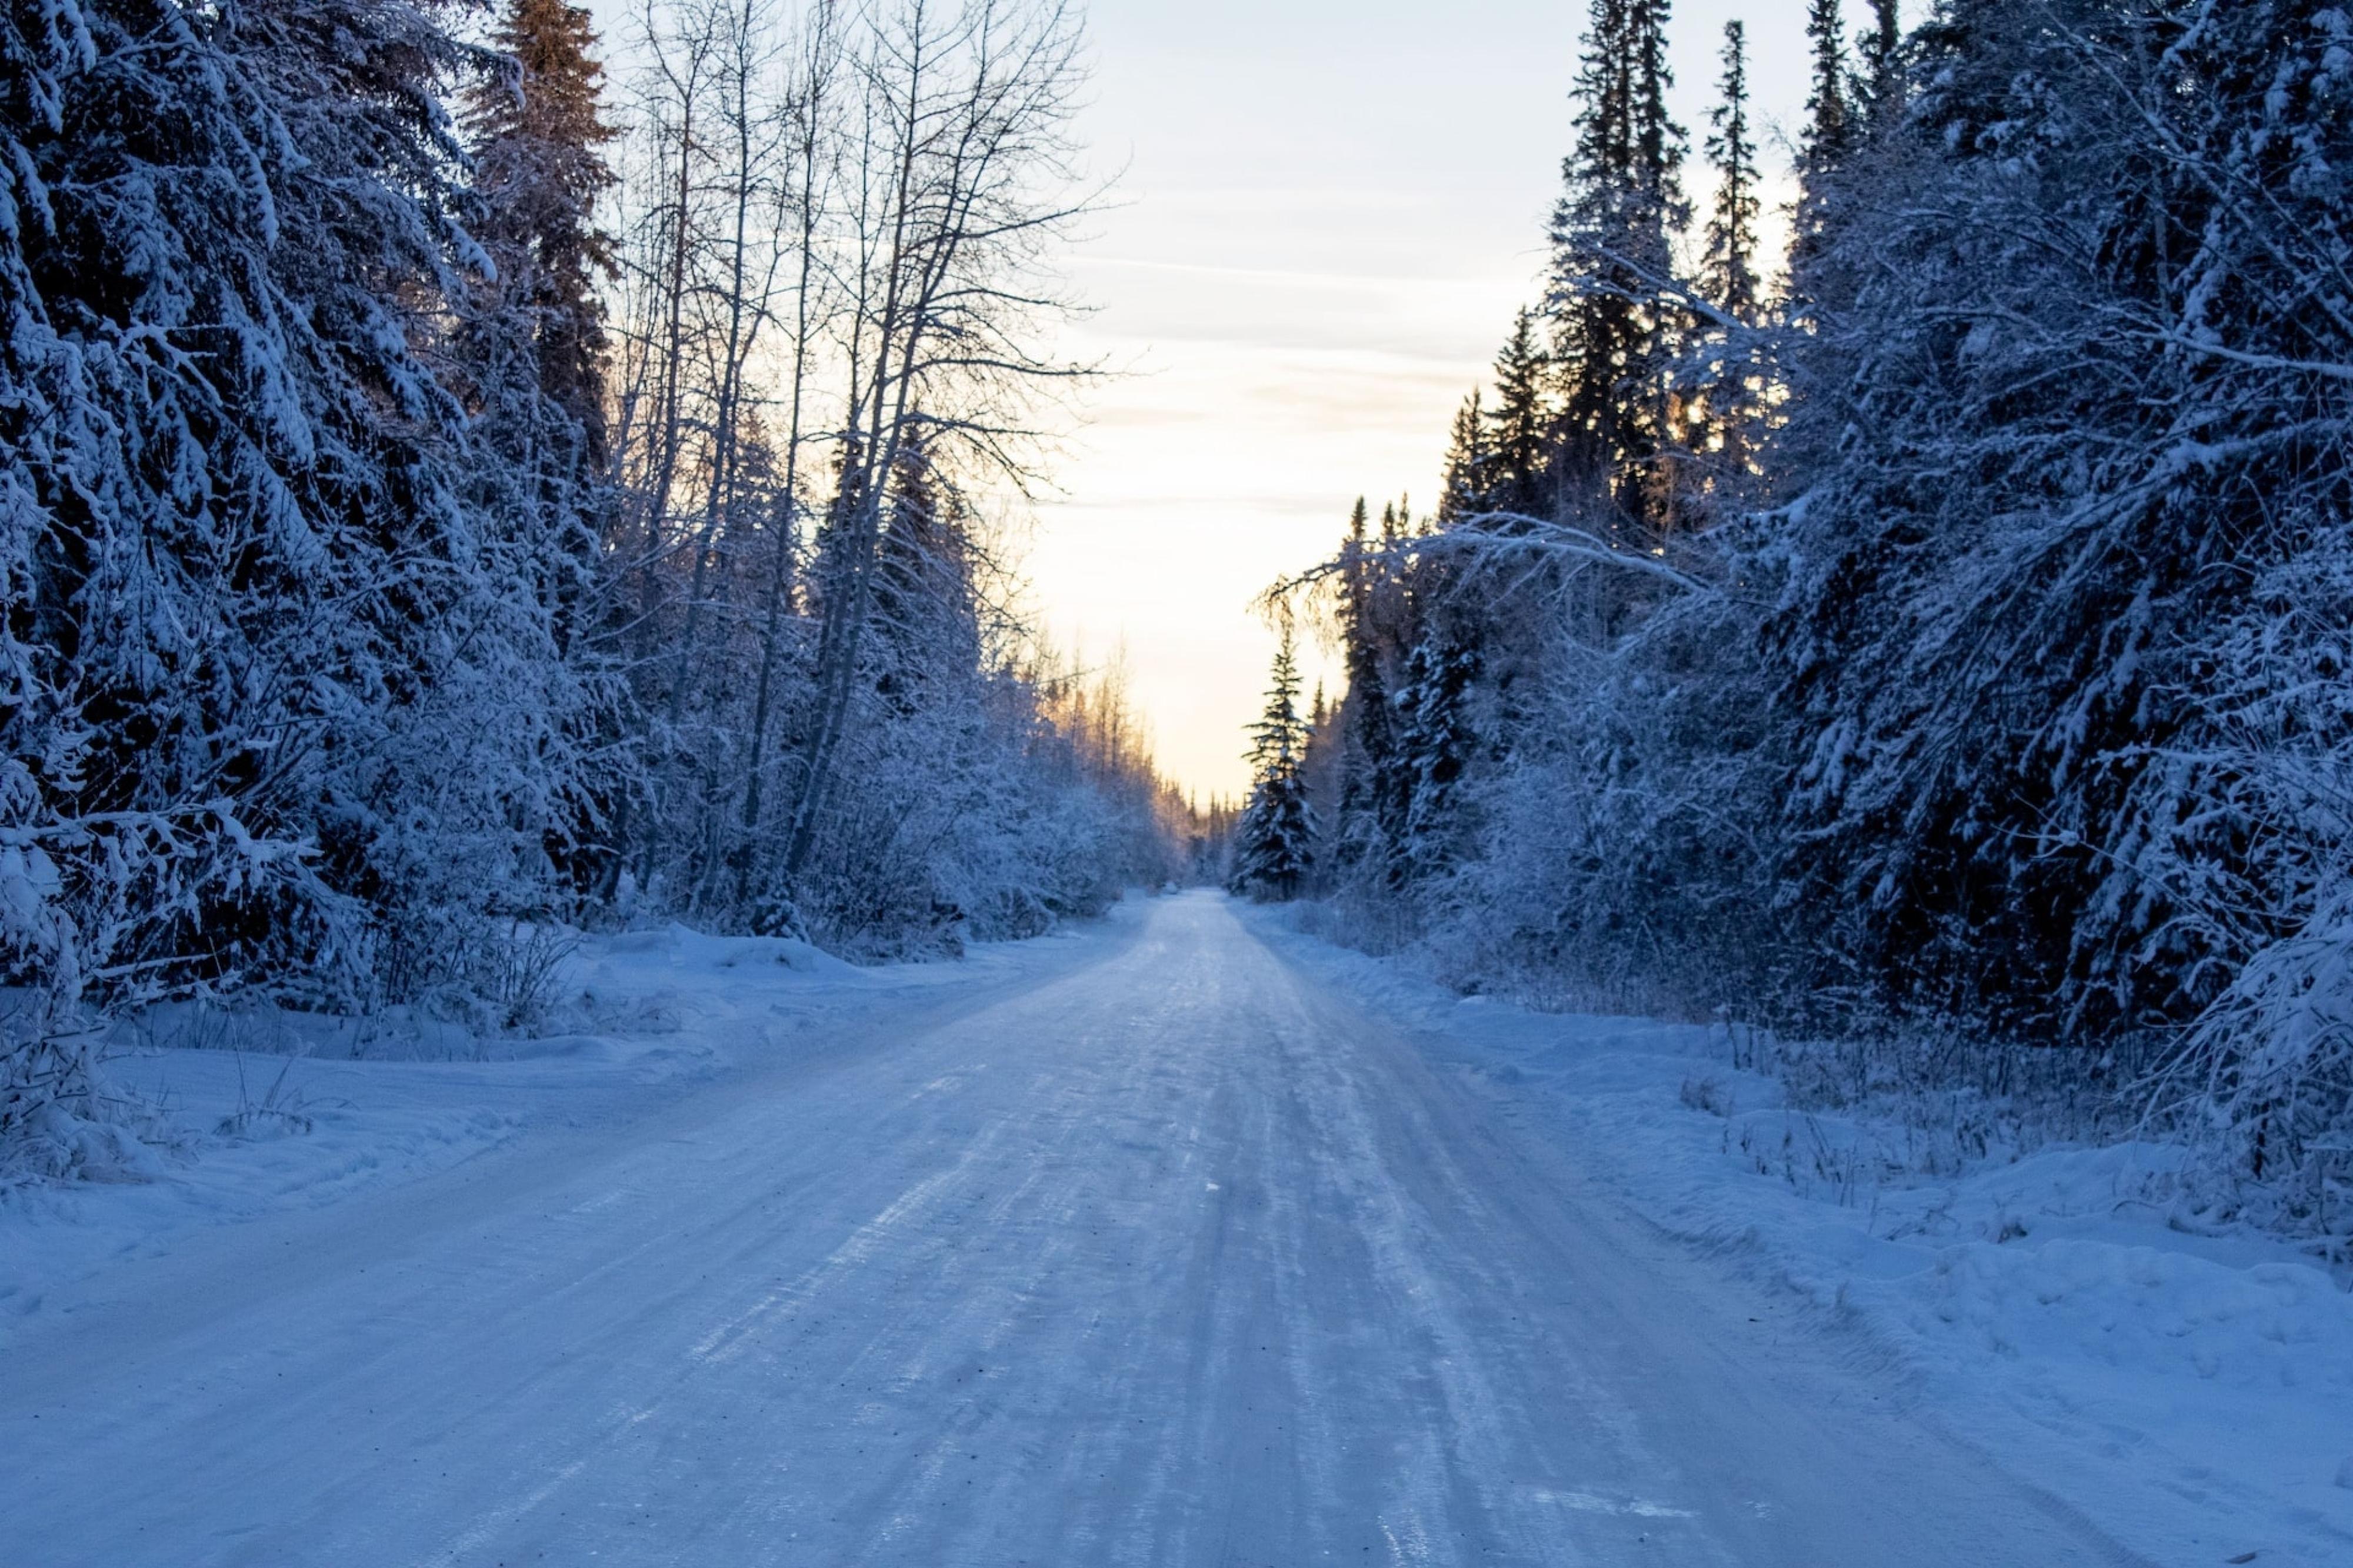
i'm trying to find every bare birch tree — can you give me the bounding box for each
[779,0,1094,887]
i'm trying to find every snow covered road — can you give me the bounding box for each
[2,892,2143,1566]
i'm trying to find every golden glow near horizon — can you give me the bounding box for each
[1028,1,1814,799]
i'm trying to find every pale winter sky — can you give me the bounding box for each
[586,0,1825,801]
[1024,0,1821,800]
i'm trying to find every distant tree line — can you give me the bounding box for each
[0,0,1185,1171]
[1233,0,2353,1239]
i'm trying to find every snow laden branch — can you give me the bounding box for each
[1257,510,1727,641]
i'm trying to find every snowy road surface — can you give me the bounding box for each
[3,893,2143,1566]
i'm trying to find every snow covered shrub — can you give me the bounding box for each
[2151,534,2353,1239]
[2173,910,2353,1243]
[1431,552,1791,1017]
[780,659,1177,960]
[0,801,329,1176]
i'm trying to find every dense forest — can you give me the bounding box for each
[0,0,1187,1172]
[1230,0,2353,1238]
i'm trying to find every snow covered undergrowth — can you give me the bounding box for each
[0,911,1126,1343]
[1252,906,2353,1568]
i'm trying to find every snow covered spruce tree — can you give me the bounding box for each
[1329,497,1484,905]
[1,0,611,1167]
[2159,0,2353,1220]
[1393,620,1478,888]
[1231,629,1317,902]
[227,0,608,1007]
[460,0,620,631]
[1325,500,1407,891]
[1692,18,1768,480]
[1548,0,1691,545]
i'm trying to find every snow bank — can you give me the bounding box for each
[1254,908,2353,1568]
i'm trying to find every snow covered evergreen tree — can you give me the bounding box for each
[1692,17,1769,484]
[1802,0,2351,1207]
[459,0,624,893]
[0,0,622,1167]
[465,0,618,471]
[1788,0,1858,289]
[1855,0,1903,128]
[1331,501,1404,883]
[1699,21,1761,326]
[1548,0,1690,539]
[2148,0,2353,1227]
[1231,630,1317,902]
[1484,311,1554,520]
[1395,628,1478,885]
[1800,0,1852,171]
[1436,392,1497,525]
[1,0,319,1166]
